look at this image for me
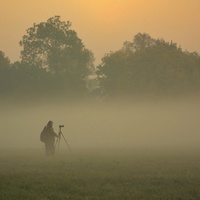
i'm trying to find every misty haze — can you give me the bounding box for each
[1,99,200,151]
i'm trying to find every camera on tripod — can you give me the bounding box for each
[55,124,72,154]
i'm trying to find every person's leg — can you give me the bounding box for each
[50,143,55,156]
[45,143,50,156]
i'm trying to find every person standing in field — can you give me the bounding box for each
[40,120,59,156]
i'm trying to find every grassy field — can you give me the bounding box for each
[0,148,200,200]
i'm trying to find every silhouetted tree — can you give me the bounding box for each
[11,61,53,96]
[97,33,200,98]
[0,51,12,94]
[20,16,94,97]
[0,51,10,69]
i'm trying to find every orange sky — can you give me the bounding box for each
[0,0,200,64]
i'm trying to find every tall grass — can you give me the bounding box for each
[0,148,200,199]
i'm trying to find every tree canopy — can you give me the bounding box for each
[97,33,200,98]
[19,16,94,97]
[1,25,200,102]
[0,51,12,94]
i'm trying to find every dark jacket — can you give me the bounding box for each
[44,126,58,143]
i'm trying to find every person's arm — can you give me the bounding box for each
[51,127,59,137]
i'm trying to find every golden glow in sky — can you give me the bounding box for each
[75,0,128,24]
[0,0,200,64]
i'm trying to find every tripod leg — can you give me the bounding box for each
[55,137,60,155]
[55,137,58,148]
[61,133,73,154]
[58,138,61,154]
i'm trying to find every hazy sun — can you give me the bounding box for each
[76,0,127,24]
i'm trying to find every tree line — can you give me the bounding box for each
[1,16,200,101]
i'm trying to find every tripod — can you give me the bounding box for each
[55,126,72,154]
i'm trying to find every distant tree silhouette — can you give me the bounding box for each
[19,16,94,98]
[0,51,12,94]
[10,61,52,96]
[97,33,200,98]
[2,30,200,101]
[0,51,10,69]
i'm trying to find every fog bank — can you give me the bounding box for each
[1,98,200,152]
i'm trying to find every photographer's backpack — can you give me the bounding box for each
[40,126,47,142]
